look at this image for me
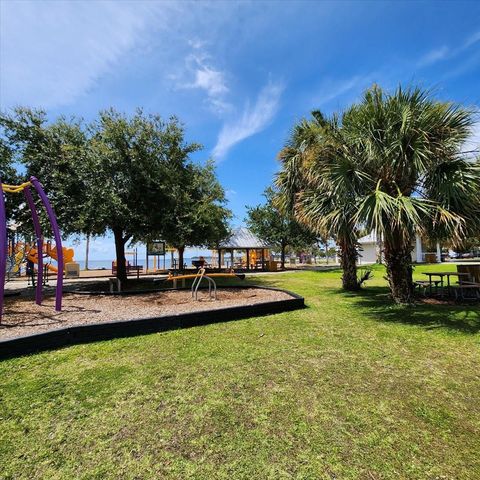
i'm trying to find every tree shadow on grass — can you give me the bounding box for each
[338,286,480,334]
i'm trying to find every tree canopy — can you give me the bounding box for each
[344,86,480,303]
[276,112,363,288]
[0,107,230,281]
[161,160,231,269]
[275,85,480,303]
[0,108,91,238]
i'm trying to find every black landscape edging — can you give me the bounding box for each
[0,287,304,360]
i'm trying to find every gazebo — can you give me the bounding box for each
[217,227,271,271]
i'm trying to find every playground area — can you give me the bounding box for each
[0,178,303,356]
[0,287,293,341]
[0,177,303,350]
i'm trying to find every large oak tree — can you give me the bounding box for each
[1,108,228,282]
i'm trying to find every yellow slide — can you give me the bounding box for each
[10,250,25,273]
[27,245,75,273]
[46,244,74,264]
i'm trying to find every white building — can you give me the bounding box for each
[357,232,442,264]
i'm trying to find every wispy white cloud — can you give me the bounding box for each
[176,46,232,116]
[312,75,367,106]
[225,189,237,198]
[191,65,228,97]
[416,29,480,69]
[463,30,480,49]
[442,51,480,80]
[188,38,208,50]
[0,0,166,109]
[417,46,450,67]
[310,29,480,115]
[213,80,284,159]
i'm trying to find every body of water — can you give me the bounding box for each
[78,258,200,271]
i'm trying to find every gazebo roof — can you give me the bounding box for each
[219,227,270,249]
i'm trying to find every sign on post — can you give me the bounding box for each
[147,241,166,256]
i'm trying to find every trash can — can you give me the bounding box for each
[267,261,278,271]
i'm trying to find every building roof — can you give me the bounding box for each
[358,231,378,244]
[358,231,423,247]
[219,227,270,249]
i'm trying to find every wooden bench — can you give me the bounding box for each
[450,282,480,300]
[414,280,441,296]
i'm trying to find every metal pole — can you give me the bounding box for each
[24,187,43,305]
[30,177,63,311]
[85,234,90,270]
[0,181,7,322]
[145,243,149,273]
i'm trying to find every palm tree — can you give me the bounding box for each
[343,85,480,303]
[276,112,364,290]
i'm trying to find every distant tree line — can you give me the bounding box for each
[0,108,231,281]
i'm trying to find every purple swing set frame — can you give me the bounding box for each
[0,176,63,322]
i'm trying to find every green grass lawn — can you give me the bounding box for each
[1,264,479,479]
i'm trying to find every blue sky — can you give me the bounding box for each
[1,0,479,261]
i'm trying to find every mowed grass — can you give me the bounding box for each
[1,264,479,479]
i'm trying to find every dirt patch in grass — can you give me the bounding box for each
[0,288,291,340]
[418,296,479,306]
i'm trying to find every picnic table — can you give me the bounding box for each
[422,271,471,296]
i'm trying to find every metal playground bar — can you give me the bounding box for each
[0,176,63,322]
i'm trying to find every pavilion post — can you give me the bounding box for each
[230,249,234,268]
[246,248,250,271]
[261,249,265,271]
[415,235,423,263]
[217,249,222,270]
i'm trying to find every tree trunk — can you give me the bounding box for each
[375,234,383,264]
[280,242,286,270]
[113,228,127,283]
[383,236,414,304]
[339,238,360,291]
[177,246,185,272]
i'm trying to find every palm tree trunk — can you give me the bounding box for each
[383,237,414,304]
[375,234,383,264]
[339,238,359,290]
[280,242,286,270]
